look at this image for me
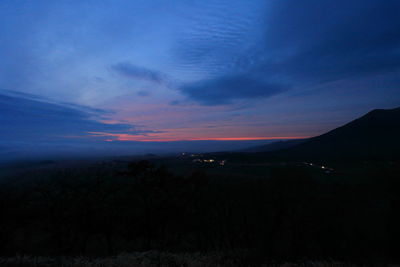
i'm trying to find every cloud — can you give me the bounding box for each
[111,62,167,85]
[0,90,140,143]
[261,0,400,83]
[137,90,151,97]
[171,0,267,76]
[179,75,286,105]
[174,0,400,105]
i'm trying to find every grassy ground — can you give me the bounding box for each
[0,252,385,267]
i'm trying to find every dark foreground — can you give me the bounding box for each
[1,252,395,267]
[0,157,399,266]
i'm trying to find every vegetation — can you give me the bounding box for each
[0,253,373,267]
[0,159,399,266]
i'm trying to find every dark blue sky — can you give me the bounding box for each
[0,0,399,157]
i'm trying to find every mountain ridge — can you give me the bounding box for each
[232,107,400,160]
[271,107,400,159]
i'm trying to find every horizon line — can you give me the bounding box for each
[98,135,310,142]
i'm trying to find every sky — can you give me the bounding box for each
[1,0,399,159]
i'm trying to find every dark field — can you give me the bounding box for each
[1,155,399,266]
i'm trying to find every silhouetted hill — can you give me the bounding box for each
[274,107,400,160]
[242,139,307,153]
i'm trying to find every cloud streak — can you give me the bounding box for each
[179,76,286,105]
[111,62,168,85]
[0,90,140,143]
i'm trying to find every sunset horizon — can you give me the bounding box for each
[2,0,399,160]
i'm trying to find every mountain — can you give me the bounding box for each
[272,107,400,160]
[242,139,307,153]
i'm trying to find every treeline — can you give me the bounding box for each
[0,160,399,264]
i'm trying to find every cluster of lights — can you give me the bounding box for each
[191,158,226,166]
[304,162,334,173]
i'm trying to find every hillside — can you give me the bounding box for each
[274,107,400,160]
[242,139,307,153]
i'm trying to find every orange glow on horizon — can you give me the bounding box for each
[89,132,309,142]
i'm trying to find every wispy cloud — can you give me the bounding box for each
[111,62,168,85]
[179,75,286,105]
[0,90,141,143]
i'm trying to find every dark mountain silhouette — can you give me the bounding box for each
[272,107,400,160]
[242,139,307,153]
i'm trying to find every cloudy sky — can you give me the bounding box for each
[1,0,399,157]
